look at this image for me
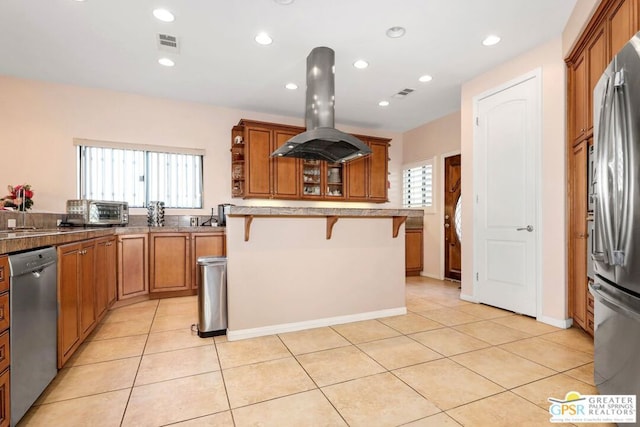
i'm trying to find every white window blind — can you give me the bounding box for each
[402,162,433,208]
[79,146,203,208]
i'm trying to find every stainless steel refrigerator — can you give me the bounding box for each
[591,31,640,414]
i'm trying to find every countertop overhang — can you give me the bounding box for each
[227,206,424,241]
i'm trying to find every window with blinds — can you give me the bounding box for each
[402,162,433,208]
[79,145,203,208]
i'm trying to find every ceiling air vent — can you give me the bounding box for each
[157,33,180,53]
[392,88,415,99]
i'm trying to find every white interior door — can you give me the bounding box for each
[474,72,540,317]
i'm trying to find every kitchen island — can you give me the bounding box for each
[225,206,422,340]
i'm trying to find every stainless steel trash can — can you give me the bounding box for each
[196,256,227,337]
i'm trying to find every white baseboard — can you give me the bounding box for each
[537,315,573,329]
[459,293,478,303]
[227,307,407,341]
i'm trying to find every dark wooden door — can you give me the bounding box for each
[444,154,462,280]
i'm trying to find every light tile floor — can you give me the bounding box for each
[19,276,610,427]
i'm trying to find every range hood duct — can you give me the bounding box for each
[271,47,371,163]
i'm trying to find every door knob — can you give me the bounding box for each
[516,225,534,232]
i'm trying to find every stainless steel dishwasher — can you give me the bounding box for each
[8,247,58,426]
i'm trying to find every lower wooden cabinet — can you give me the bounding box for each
[150,233,191,293]
[95,236,116,321]
[57,242,83,368]
[117,234,149,300]
[149,232,226,295]
[191,233,226,290]
[405,229,424,276]
[0,368,8,427]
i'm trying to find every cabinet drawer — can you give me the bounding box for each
[0,331,9,374]
[0,257,8,293]
[0,294,8,333]
[0,367,9,427]
[587,291,595,314]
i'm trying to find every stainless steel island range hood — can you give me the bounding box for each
[271,47,371,163]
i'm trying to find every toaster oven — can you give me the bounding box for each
[66,200,129,226]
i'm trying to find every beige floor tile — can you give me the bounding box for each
[410,328,491,356]
[223,357,315,408]
[135,344,220,386]
[171,411,234,426]
[417,307,483,326]
[214,334,228,343]
[500,337,593,371]
[103,305,157,324]
[144,328,213,354]
[402,412,463,427]
[155,300,198,317]
[150,312,198,333]
[331,319,402,344]
[232,389,346,427]
[122,371,228,427]
[425,294,472,308]
[21,389,130,427]
[394,358,504,410]
[37,358,139,404]
[446,391,554,427]
[216,335,291,369]
[279,327,351,355]
[451,347,555,389]
[378,313,444,334]
[455,303,514,319]
[297,346,385,387]
[158,295,197,306]
[512,373,598,409]
[358,336,442,370]
[540,327,595,355]
[322,372,440,426]
[490,314,561,335]
[564,362,595,386]
[66,334,147,366]
[406,297,447,312]
[86,318,152,341]
[454,320,532,345]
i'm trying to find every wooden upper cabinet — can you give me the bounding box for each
[273,129,300,198]
[345,137,390,201]
[570,53,588,143]
[608,0,637,56]
[234,119,390,203]
[587,27,608,131]
[245,126,273,198]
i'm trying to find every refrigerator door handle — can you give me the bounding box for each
[595,75,614,265]
[590,282,640,322]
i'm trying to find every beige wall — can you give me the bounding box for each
[460,37,568,324]
[402,112,461,278]
[0,76,403,214]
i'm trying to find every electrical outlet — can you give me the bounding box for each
[190,217,199,227]
[7,219,16,229]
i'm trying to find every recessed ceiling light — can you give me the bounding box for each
[482,35,501,46]
[255,32,273,45]
[353,60,369,69]
[158,57,175,67]
[274,0,295,4]
[153,9,175,23]
[285,83,298,90]
[386,26,406,38]
[378,101,390,107]
[418,74,433,83]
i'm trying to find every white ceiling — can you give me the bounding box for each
[0,0,576,132]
